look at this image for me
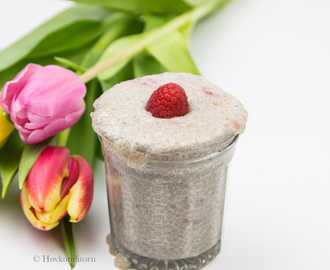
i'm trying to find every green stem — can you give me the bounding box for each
[79,0,223,83]
[57,128,70,147]
[61,215,76,269]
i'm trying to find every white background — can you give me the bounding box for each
[1,0,330,269]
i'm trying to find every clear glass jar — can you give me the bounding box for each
[99,134,239,270]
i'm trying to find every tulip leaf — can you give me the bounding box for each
[96,32,149,81]
[80,12,142,69]
[0,40,96,89]
[89,0,222,82]
[99,61,134,92]
[18,137,54,189]
[0,4,111,72]
[143,13,172,31]
[142,14,199,75]
[0,131,24,198]
[27,22,104,59]
[67,0,192,14]
[66,79,102,166]
[146,29,200,75]
[183,0,213,6]
[132,13,198,76]
[61,215,76,269]
[142,12,194,44]
[133,52,167,78]
[135,13,199,75]
[178,18,195,45]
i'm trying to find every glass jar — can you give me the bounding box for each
[99,134,239,270]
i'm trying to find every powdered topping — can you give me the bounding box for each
[91,72,248,155]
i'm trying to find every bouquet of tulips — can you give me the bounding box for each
[0,0,230,268]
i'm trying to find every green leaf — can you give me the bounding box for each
[27,22,105,59]
[183,0,213,6]
[18,137,54,189]
[178,18,195,45]
[0,131,24,198]
[0,41,95,89]
[78,0,228,84]
[142,13,174,32]
[140,14,199,74]
[81,12,141,69]
[146,30,200,75]
[133,52,167,78]
[66,79,102,166]
[0,4,110,72]
[68,0,192,14]
[61,215,76,269]
[136,13,197,74]
[99,61,134,91]
[96,32,149,80]
[0,59,45,90]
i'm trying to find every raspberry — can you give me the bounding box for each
[146,83,189,118]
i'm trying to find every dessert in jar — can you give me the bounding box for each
[91,72,248,270]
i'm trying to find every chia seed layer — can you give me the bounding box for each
[103,139,236,260]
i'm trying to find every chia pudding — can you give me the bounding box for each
[91,73,247,266]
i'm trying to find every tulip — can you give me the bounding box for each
[20,146,93,231]
[0,64,86,144]
[0,105,14,148]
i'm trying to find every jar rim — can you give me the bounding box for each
[151,134,238,156]
[146,134,239,163]
[99,133,239,169]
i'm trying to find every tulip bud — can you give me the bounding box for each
[0,64,86,144]
[20,146,93,231]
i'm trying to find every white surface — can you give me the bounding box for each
[1,0,330,270]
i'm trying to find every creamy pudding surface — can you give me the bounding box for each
[91,72,248,154]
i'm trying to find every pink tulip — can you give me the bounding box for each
[0,64,86,144]
[20,146,93,231]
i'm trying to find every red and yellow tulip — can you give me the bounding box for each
[20,146,93,231]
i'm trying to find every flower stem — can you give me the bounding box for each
[57,128,70,147]
[79,0,226,84]
[61,215,76,269]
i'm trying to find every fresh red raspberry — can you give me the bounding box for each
[146,83,189,118]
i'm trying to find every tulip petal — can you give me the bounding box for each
[25,100,85,129]
[20,185,59,231]
[14,101,84,133]
[16,65,86,117]
[35,209,53,224]
[67,155,93,222]
[0,63,42,114]
[19,102,85,144]
[60,156,79,200]
[25,146,70,212]
[48,195,70,224]
[9,96,28,124]
[33,194,69,224]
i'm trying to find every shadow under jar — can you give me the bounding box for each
[100,134,239,270]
